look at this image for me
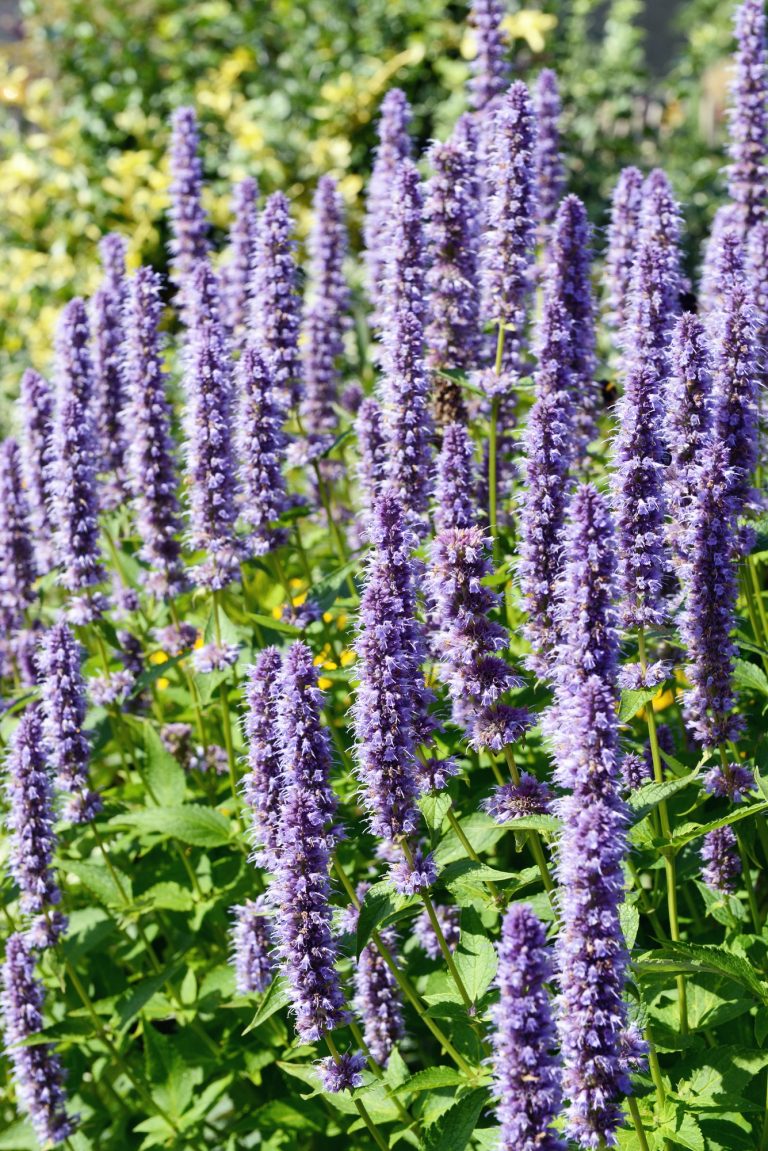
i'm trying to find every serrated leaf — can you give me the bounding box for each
[64,859,132,908]
[356,880,396,957]
[733,658,768,697]
[619,687,660,723]
[115,964,180,1030]
[395,1067,465,1094]
[422,1087,488,1151]
[111,805,232,847]
[628,771,699,821]
[122,716,186,806]
[243,976,291,1033]
[497,814,561,835]
[137,881,194,912]
[619,902,640,949]
[420,792,452,831]
[671,801,768,847]
[659,1108,705,1151]
[454,934,497,1002]
[635,943,768,1003]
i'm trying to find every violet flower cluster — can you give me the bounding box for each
[0,438,36,637]
[433,422,478,536]
[467,0,510,115]
[250,191,302,406]
[241,646,284,865]
[17,368,54,573]
[223,176,259,341]
[533,69,566,236]
[91,233,129,493]
[168,106,209,313]
[364,88,412,318]
[236,345,289,554]
[727,0,768,239]
[230,900,274,995]
[5,709,62,921]
[664,313,713,556]
[604,166,643,333]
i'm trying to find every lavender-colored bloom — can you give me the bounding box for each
[665,313,713,555]
[231,900,273,994]
[414,903,461,959]
[678,438,742,749]
[0,439,36,632]
[276,642,337,832]
[468,0,510,114]
[699,205,740,321]
[533,70,566,233]
[604,167,643,332]
[242,648,283,858]
[17,368,54,571]
[490,903,565,1151]
[5,710,61,917]
[484,773,553,823]
[1,933,75,1145]
[302,176,349,435]
[701,825,742,894]
[389,845,437,896]
[237,345,289,554]
[703,762,754,802]
[192,642,239,674]
[364,89,412,315]
[354,931,405,1065]
[47,299,105,593]
[617,660,671,691]
[154,621,198,656]
[519,295,574,676]
[414,755,460,793]
[470,704,532,752]
[747,219,768,382]
[92,233,129,488]
[183,262,240,589]
[378,160,434,519]
[318,1051,366,1093]
[223,176,259,339]
[621,753,652,792]
[88,670,133,711]
[38,621,100,824]
[433,422,478,535]
[356,397,386,511]
[123,266,186,598]
[425,135,480,424]
[481,82,538,376]
[168,106,209,312]
[249,191,302,406]
[727,0,768,238]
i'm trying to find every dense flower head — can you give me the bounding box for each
[701,826,742,894]
[484,773,553,823]
[533,69,566,232]
[192,642,239,674]
[354,932,405,1065]
[1,933,75,1145]
[355,396,386,511]
[727,0,768,237]
[223,176,259,340]
[230,899,274,994]
[91,232,129,489]
[250,191,302,406]
[364,88,412,316]
[0,438,36,634]
[302,176,349,435]
[490,902,565,1151]
[617,660,671,691]
[5,709,61,917]
[168,105,209,311]
[621,752,652,792]
[470,704,532,752]
[237,345,289,554]
[747,218,768,367]
[183,261,240,589]
[703,762,754,803]
[468,0,510,113]
[433,422,478,535]
[604,166,643,332]
[389,844,437,896]
[47,298,105,594]
[378,160,434,519]
[277,641,337,829]
[414,903,461,959]
[665,312,713,555]
[17,368,54,573]
[318,1051,366,1093]
[242,647,284,862]
[700,216,743,329]
[123,266,186,597]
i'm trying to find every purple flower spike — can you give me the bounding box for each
[727,0,768,239]
[231,899,273,994]
[1,933,75,1145]
[318,1051,366,1093]
[237,345,289,555]
[678,439,743,748]
[483,773,553,823]
[533,69,566,234]
[223,176,259,341]
[17,369,54,572]
[249,191,302,406]
[353,932,405,1065]
[747,219,768,373]
[183,261,240,590]
[0,438,36,633]
[92,233,129,493]
[168,106,209,315]
[378,160,434,519]
[47,299,105,594]
[389,845,437,896]
[242,647,284,863]
[665,313,713,557]
[701,826,742,894]
[5,709,61,917]
[302,176,349,436]
[699,205,740,321]
[621,752,652,792]
[482,81,538,376]
[468,0,510,114]
[414,903,461,959]
[425,134,481,425]
[703,762,754,803]
[364,89,412,316]
[470,703,532,753]
[604,166,643,333]
[123,266,186,598]
[433,422,478,535]
[277,641,337,831]
[490,903,565,1151]
[356,396,386,511]
[38,621,100,823]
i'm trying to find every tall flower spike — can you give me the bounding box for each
[237,345,289,555]
[378,160,434,520]
[17,369,54,572]
[302,176,349,435]
[249,191,302,406]
[665,313,713,557]
[468,0,510,114]
[271,642,347,1041]
[1,933,75,1145]
[38,621,100,823]
[699,204,739,320]
[47,298,105,596]
[747,219,768,387]
[168,106,209,314]
[481,81,538,376]
[490,903,565,1151]
[356,397,386,512]
[230,900,273,994]
[727,0,768,239]
[546,194,598,458]
[604,166,643,333]
[678,438,743,747]
[5,709,61,917]
[223,176,259,341]
[343,897,405,1067]
[123,266,186,598]
[701,826,742,893]
[364,89,412,317]
[518,294,575,677]
[0,438,37,634]
[533,69,566,236]
[424,134,481,426]
[433,422,478,535]
[183,261,240,590]
[242,646,284,864]
[91,233,129,493]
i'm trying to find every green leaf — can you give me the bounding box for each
[395,1067,465,1094]
[355,881,403,957]
[111,805,232,847]
[422,1088,488,1151]
[122,716,186,806]
[420,792,452,831]
[454,934,497,1002]
[497,814,561,835]
[733,658,768,697]
[635,943,768,1003]
[619,902,640,949]
[64,859,132,908]
[143,1024,202,1122]
[137,881,195,912]
[439,858,523,886]
[245,611,303,637]
[0,1121,39,1149]
[671,801,768,848]
[115,965,179,1030]
[659,1108,705,1151]
[619,687,660,723]
[243,976,291,1033]
[627,771,699,822]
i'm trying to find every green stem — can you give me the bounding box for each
[445,806,499,899]
[748,555,768,646]
[348,1020,420,1136]
[212,590,242,820]
[718,745,762,930]
[502,747,556,901]
[627,1095,651,1151]
[324,1034,389,1151]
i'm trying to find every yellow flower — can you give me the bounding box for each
[340,650,355,668]
[157,677,170,691]
[149,651,169,666]
[502,10,557,53]
[318,677,333,690]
